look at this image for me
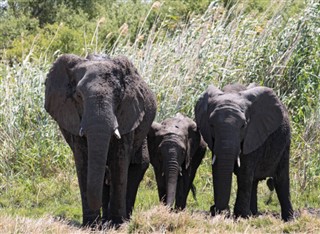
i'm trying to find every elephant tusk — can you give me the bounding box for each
[237,156,241,168]
[105,178,110,185]
[114,128,121,139]
[79,128,84,137]
[179,167,182,176]
[212,154,216,166]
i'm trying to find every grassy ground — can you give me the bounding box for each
[0,0,319,233]
[1,206,320,233]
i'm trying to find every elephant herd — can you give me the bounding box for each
[44,54,294,228]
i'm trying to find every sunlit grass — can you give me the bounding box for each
[126,205,320,233]
[0,205,320,233]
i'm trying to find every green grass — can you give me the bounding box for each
[0,0,319,232]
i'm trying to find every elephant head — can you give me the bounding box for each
[45,54,151,212]
[195,84,285,213]
[147,113,206,209]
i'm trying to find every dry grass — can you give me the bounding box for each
[127,206,320,233]
[0,215,125,234]
[0,215,85,234]
[1,206,320,233]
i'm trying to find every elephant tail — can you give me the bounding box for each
[267,177,275,191]
[265,177,275,205]
[191,183,197,201]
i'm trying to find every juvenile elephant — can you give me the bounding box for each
[45,54,156,226]
[148,113,206,210]
[195,83,293,221]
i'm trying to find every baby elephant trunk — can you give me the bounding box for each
[161,145,180,208]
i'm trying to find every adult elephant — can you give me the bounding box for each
[195,83,293,221]
[148,113,206,210]
[44,54,157,226]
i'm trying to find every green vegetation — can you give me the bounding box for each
[0,0,319,232]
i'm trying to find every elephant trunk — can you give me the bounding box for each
[212,132,240,214]
[82,96,117,211]
[162,146,180,208]
[86,129,111,211]
[212,153,235,212]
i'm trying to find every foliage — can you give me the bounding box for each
[0,0,213,61]
[0,7,39,52]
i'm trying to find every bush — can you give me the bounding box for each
[1,0,216,62]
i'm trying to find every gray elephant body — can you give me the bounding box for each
[195,83,293,221]
[45,54,156,226]
[148,113,206,210]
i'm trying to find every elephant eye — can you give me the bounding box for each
[74,90,83,101]
[241,121,247,129]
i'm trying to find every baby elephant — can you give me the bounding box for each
[148,113,206,210]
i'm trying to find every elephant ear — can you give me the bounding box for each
[241,87,284,154]
[186,119,201,169]
[247,82,258,89]
[112,56,146,135]
[195,85,223,151]
[44,54,84,135]
[147,122,162,166]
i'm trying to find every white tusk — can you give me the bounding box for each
[162,172,164,177]
[212,154,216,166]
[79,128,84,137]
[114,128,121,139]
[237,156,241,168]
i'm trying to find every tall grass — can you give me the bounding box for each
[0,0,319,231]
[118,0,320,212]
[115,0,319,120]
[0,59,73,178]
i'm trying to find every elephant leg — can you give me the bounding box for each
[234,168,254,218]
[108,134,133,226]
[154,168,166,203]
[102,185,110,222]
[250,180,259,216]
[126,139,149,217]
[176,146,206,210]
[60,129,100,227]
[175,169,188,210]
[175,174,185,210]
[274,149,294,221]
[126,162,148,217]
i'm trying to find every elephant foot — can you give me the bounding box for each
[282,210,294,222]
[81,218,101,229]
[82,211,101,228]
[252,211,262,217]
[210,205,230,218]
[102,216,124,230]
[233,208,251,220]
[101,212,110,225]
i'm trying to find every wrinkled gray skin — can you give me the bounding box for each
[195,83,293,221]
[45,54,156,226]
[148,113,206,210]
